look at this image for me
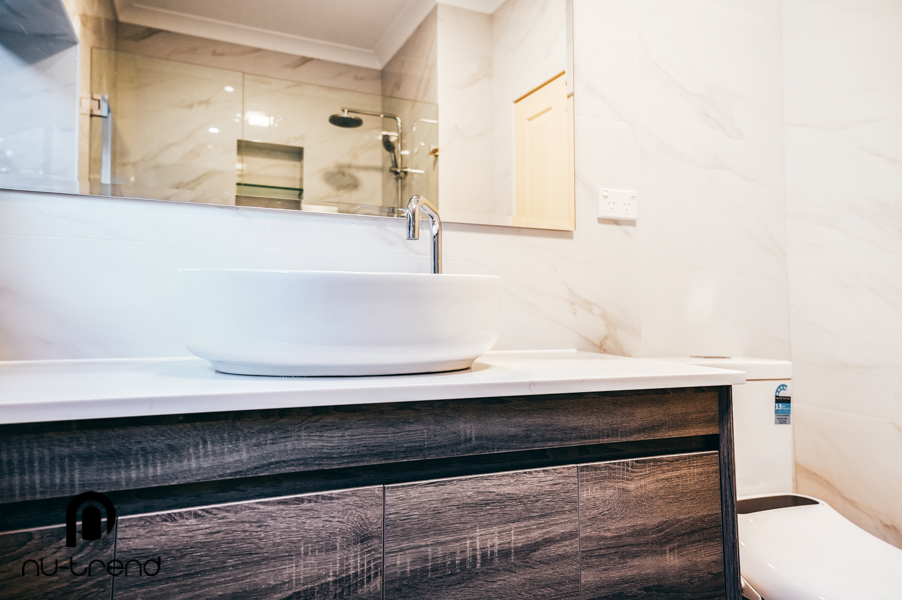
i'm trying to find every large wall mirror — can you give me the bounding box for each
[0,0,574,230]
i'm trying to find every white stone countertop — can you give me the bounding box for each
[0,350,746,425]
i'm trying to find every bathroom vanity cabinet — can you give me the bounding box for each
[0,355,741,599]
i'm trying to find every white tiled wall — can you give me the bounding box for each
[436,5,495,222]
[0,191,432,361]
[100,52,244,195]
[0,0,790,365]
[571,0,789,359]
[0,41,79,183]
[381,8,438,105]
[785,0,902,548]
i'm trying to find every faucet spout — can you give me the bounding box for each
[405,195,442,274]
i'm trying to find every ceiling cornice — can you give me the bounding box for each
[112,0,503,69]
[114,0,384,68]
[373,0,436,66]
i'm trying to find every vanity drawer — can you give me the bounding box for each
[579,452,725,600]
[383,466,579,600]
[113,486,383,600]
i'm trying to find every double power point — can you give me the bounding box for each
[598,188,638,221]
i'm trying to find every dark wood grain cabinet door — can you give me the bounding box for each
[384,466,579,600]
[580,451,725,600]
[0,523,115,600]
[113,486,382,600]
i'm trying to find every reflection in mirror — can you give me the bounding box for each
[88,47,436,214]
[436,1,574,230]
[0,0,572,230]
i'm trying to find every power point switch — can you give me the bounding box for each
[597,188,638,221]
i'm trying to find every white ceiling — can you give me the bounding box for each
[113,0,507,69]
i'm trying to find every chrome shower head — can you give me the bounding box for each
[382,134,396,154]
[329,112,363,128]
[382,134,399,170]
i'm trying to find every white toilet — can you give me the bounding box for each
[663,357,902,600]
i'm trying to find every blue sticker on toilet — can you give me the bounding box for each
[775,383,791,425]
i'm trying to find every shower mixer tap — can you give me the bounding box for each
[329,107,408,206]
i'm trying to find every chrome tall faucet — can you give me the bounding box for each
[405,195,442,274]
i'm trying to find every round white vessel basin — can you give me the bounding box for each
[181,269,502,376]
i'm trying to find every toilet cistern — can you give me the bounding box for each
[405,194,442,274]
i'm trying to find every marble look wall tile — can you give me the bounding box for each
[382,8,438,104]
[442,175,640,268]
[784,0,902,550]
[790,359,902,424]
[635,0,783,144]
[0,189,267,246]
[99,50,243,194]
[0,42,78,182]
[265,209,430,256]
[795,405,902,548]
[115,24,383,96]
[492,0,568,102]
[784,0,902,144]
[576,116,639,194]
[265,248,429,274]
[242,75,386,209]
[786,117,902,272]
[789,270,902,365]
[381,96,439,208]
[638,125,786,275]
[443,222,577,264]
[788,269,902,422]
[638,267,791,359]
[436,4,495,222]
[572,0,639,122]
[444,257,641,355]
[0,233,265,360]
[97,48,395,209]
